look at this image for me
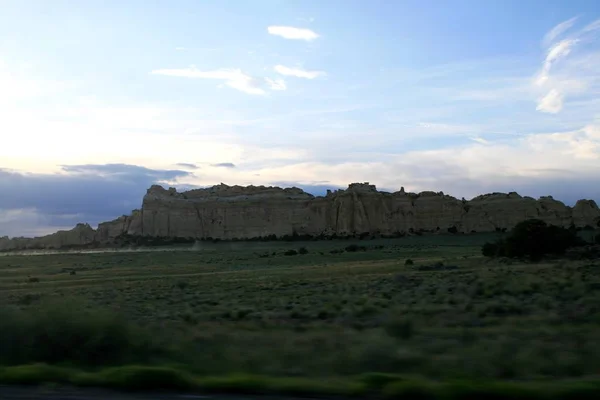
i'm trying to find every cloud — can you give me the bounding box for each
[536,89,564,113]
[533,16,600,113]
[211,162,236,168]
[274,65,326,79]
[60,163,193,181]
[536,39,579,86]
[582,18,600,33]
[0,164,194,237]
[296,17,316,23]
[267,26,319,41]
[175,163,198,170]
[151,67,283,95]
[265,77,287,90]
[469,137,490,145]
[543,17,578,47]
[0,208,78,238]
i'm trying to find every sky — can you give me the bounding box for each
[1,0,600,237]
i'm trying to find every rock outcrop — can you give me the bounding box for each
[1,182,599,251]
[0,223,96,251]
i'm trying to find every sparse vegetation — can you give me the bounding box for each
[0,233,599,395]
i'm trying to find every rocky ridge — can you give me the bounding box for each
[1,182,599,251]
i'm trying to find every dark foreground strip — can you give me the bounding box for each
[0,386,294,400]
[2,365,600,400]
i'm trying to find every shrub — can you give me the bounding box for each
[0,364,73,385]
[405,259,414,266]
[345,244,367,252]
[0,303,162,366]
[284,249,298,256]
[175,281,189,290]
[384,317,414,340]
[298,247,309,255]
[482,219,585,261]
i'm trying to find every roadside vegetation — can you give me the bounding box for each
[0,232,599,398]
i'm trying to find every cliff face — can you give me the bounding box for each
[1,182,599,251]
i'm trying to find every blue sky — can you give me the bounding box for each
[1,0,600,237]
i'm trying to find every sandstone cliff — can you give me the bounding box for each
[1,182,599,251]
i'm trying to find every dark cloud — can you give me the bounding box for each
[0,164,193,237]
[175,163,198,170]
[60,163,192,181]
[211,162,236,168]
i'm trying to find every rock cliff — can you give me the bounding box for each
[1,182,599,251]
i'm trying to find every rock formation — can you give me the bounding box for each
[1,182,599,251]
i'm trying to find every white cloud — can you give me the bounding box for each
[532,15,600,113]
[582,18,600,33]
[470,137,490,145]
[274,65,326,79]
[536,89,563,113]
[536,39,579,85]
[151,67,286,95]
[267,26,319,41]
[543,17,578,47]
[265,78,287,90]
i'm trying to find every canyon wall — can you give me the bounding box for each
[1,182,599,251]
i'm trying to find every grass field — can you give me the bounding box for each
[1,233,600,397]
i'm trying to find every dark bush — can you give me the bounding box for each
[0,303,161,366]
[345,244,367,252]
[298,247,309,255]
[447,226,458,234]
[405,259,414,266]
[482,241,501,257]
[482,219,585,261]
[284,249,298,256]
[175,281,189,290]
[384,317,414,340]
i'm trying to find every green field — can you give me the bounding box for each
[1,233,600,397]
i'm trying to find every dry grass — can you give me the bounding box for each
[1,234,599,381]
